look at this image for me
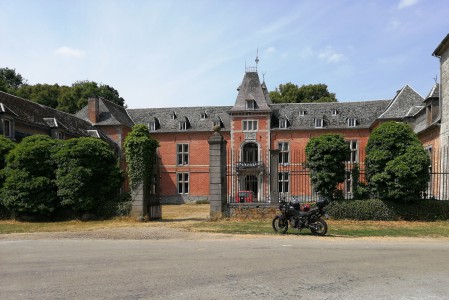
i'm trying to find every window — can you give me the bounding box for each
[170,112,176,119]
[346,140,358,163]
[278,172,289,193]
[278,142,289,164]
[56,132,65,140]
[149,122,156,131]
[332,109,338,116]
[3,119,12,138]
[177,144,189,165]
[200,112,207,120]
[314,118,323,128]
[242,120,258,131]
[177,173,189,194]
[179,121,187,130]
[279,118,288,129]
[213,120,221,127]
[246,100,256,110]
[299,110,306,116]
[347,118,357,127]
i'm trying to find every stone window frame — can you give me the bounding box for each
[242,120,258,132]
[177,172,189,194]
[149,121,157,131]
[176,143,189,165]
[278,141,289,165]
[179,121,187,130]
[346,140,359,163]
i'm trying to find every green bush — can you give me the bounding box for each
[1,135,61,216]
[54,137,123,217]
[366,122,430,201]
[384,200,449,221]
[327,199,396,221]
[305,134,349,201]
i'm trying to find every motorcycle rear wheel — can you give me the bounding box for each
[310,218,328,236]
[272,216,288,234]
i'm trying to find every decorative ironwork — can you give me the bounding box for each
[236,161,263,171]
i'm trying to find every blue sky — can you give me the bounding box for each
[0,0,448,108]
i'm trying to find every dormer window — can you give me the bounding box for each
[200,112,207,120]
[56,131,65,140]
[3,119,12,137]
[179,121,187,130]
[332,109,338,116]
[279,118,288,129]
[246,99,256,110]
[314,118,323,128]
[170,111,177,119]
[149,121,157,131]
[347,118,357,127]
[299,110,306,116]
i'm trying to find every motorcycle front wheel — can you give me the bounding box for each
[272,216,288,234]
[310,218,328,236]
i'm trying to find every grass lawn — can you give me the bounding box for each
[1,204,449,238]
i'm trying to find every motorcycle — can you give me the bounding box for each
[272,198,329,236]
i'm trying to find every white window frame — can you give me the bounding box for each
[149,122,156,131]
[314,118,323,128]
[347,118,357,127]
[299,110,306,116]
[246,100,256,110]
[278,172,289,193]
[278,142,289,165]
[177,143,189,165]
[170,112,176,119]
[179,121,187,130]
[279,118,288,129]
[200,112,207,120]
[346,140,358,163]
[177,172,189,194]
[332,109,338,116]
[242,120,258,132]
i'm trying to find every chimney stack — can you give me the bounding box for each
[87,97,99,124]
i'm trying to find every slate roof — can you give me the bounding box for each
[76,98,134,127]
[433,33,449,56]
[128,106,232,132]
[378,85,424,120]
[0,91,95,136]
[271,100,391,130]
[426,83,439,99]
[230,71,271,113]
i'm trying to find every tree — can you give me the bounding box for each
[124,124,160,219]
[365,121,430,201]
[0,136,16,191]
[305,134,349,201]
[16,83,61,108]
[1,135,61,216]
[54,137,123,216]
[270,83,337,103]
[0,68,27,94]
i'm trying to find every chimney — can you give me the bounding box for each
[87,97,99,124]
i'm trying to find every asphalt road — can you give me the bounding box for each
[1,235,449,299]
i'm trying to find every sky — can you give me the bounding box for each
[0,0,448,109]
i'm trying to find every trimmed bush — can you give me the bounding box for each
[1,135,61,217]
[327,199,396,221]
[384,200,449,221]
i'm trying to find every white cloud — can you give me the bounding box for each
[265,46,276,54]
[398,0,419,9]
[54,46,86,58]
[318,47,345,63]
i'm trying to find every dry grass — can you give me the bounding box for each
[1,204,449,238]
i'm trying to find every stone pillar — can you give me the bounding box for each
[130,183,144,218]
[270,149,280,204]
[208,131,227,219]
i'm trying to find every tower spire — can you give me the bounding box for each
[255,48,259,71]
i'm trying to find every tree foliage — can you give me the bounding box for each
[1,67,126,113]
[270,83,337,103]
[0,136,16,170]
[1,135,61,216]
[0,67,27,94]
[305,134,349,201]
[366,121,430,201]
[54,137,123,215]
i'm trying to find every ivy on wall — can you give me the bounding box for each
[124,124,159,207]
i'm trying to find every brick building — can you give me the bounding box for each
[2,33,449,205]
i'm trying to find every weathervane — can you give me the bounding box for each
[255,49,259,71]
